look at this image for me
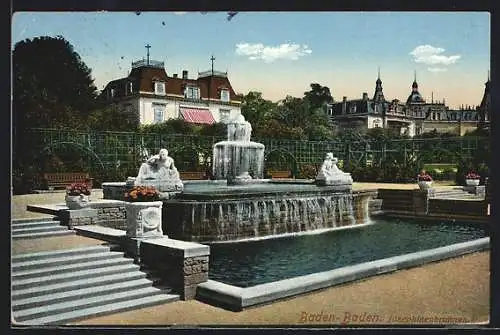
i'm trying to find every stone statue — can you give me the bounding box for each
[315,152,353,187]
[133,148,184,193]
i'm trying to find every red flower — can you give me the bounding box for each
[465,171,480,180]
[66,182,91,196]
[124,186,160,202]
[417,172,433,182]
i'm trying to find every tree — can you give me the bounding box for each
[13,35,99,193]
[240,91,276,127]
[13,35,98,131]
[303,83,334,110]
[86,104,140,131]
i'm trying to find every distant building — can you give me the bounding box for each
[99,50,242,126]
[328,71,489,137]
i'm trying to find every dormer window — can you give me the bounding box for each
[155,81,166,96]
[128,82,133,94]
[220,89,230,102]
[185,86,200,100]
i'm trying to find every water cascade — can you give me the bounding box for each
[213,114,265,184]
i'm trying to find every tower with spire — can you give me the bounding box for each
[373,67,385,102]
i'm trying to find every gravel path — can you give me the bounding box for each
[11,184,489,326]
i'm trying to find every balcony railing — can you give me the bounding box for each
[132,60,165,69]
[198,70,228,78]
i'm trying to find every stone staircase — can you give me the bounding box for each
[431,187,484,200]
[11,244,179,325]
[12,218,74,239]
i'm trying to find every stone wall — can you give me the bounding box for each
[58,200,127,230]
[138,238,210,300]
[378,189,432,215]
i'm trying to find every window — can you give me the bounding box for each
[153,104,165,124]
[185,86,200,100]
[128,82,133,94]
[110,88,115,98]
[327,107,333,115]
[155,82,166,96]
[220,89,230,102]
[219,109,231,122]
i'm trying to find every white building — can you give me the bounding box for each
[100,58,242,125]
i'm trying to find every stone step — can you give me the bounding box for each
[15,292,179,325]
[12,250,124,272]
[12,230,76,240]
[11,220,62,229]
[12,245,118,263]
[12,263,140,290]
[12,217,58,224]
[12,271,148,301]
[14,286,172,322]
[12,257,133,281]
[12,225,69,235]
[12,278,158,311]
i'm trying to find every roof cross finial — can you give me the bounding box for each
[414,70,417,82]
[210,54,216,75]
[378,66,380,79]
[145,44,151,65]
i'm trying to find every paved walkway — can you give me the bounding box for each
[11,184,490,326]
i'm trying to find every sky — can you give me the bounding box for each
[11,11,490,109]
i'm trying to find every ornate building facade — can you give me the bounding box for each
[328,71,490,137]
[99,50,242,126]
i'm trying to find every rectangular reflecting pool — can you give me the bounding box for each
[207,217,488,287]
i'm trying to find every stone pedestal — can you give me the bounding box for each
[139,238,210,300]
[125,201,164,238]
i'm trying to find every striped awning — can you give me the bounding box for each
[180,108,215,124]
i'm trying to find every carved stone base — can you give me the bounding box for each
[125,201,164,238]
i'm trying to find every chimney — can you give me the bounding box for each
[173,74,178,78]
[182,70,188,79]
[362,92,368,100]
[342,96,347,114]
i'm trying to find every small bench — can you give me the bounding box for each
[179,171,207,180]
[268,170,293,179]
[43,172,93,190]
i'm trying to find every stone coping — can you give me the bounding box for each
[73,225,209,257]
[142,237,210,257]
[196,237,490,311]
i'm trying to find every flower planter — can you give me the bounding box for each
[417,181,433,190]
[125,201,163,238]
[465,179,480,186]
[65,194,90,210]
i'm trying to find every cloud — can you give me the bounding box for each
[173,12,187,15]
[409,44,461,66]
[235,43,312,63]
[428,67,448,72]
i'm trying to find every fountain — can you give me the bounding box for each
[212,114,265,184]
[101,113,378,242]
[155,114,377,242]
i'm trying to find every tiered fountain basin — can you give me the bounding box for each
[161,180,378,243]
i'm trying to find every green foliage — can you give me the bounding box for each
[86,104,140,131]
[140,119,195,134]
[303,83,334,110]
[13,36,98,131]
[296,164,318,179]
